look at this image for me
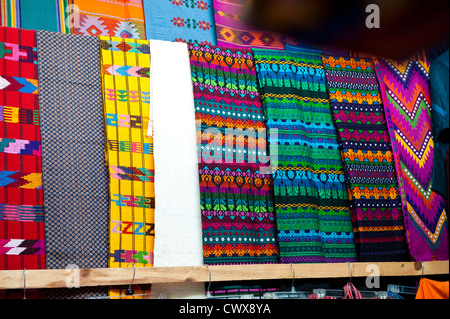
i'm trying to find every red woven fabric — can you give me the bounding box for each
[0,26,45,273]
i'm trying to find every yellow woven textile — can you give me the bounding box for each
[99,36,153,297]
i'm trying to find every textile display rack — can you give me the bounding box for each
[1,0,449,301]
[0,261,448,290]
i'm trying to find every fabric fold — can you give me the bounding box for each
[322,55,410,262]
[373,57,449,261]
[99,36,153,298]
[253,49,357,263]
[0,27,45,288]
[36,30,109,298]
[188,43,279,265]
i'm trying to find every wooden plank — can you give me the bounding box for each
[0,261,447,290]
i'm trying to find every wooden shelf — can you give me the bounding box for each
[0,261,448,290]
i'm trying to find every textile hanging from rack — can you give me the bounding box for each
[322,55,410,262]
[253,49,357,263]
[148,40,204,298]
[71,0,146,39]
[415,278,449,299]
[373,57,449,261]
[0,0,68,33]
[99,36,153,297]
[0,26,45,277]
[36,30,109,298]
[148,39,203,268]
[188,43,279,265]
[212,0,284,50]
[1,25,44,301]
[143,0,216,45]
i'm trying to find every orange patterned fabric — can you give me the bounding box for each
[71,0,146,39]
[416,278,449,299]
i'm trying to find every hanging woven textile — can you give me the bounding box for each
[99,36,153,297]
[188,43,279,265]
[146,39,204,298]
[322,55,410,262]
[253,49,357,263]
[143,0,216,45]
[71,0,146,39]
[0,26,45,299]
[36,30,109,299]
[373,57,449,261]
[0,0,69,33]
[212,0,284,50]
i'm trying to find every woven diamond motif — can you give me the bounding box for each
[116,41,133,52]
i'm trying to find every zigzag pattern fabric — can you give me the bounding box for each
[253,49,357,263]
[100,36,153,297]
[373,58,449,261]
[188,43,279,264]
[0,27,45,276]
[322,55,410,262]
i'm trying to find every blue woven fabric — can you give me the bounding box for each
[143,0,216,45]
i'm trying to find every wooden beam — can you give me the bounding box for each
[0,261,447,290]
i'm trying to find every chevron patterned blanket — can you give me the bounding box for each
[373,58,449,261]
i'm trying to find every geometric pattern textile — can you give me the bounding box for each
[143,0,216,45]
[373,57,449,261]
[100,36,153,297]
[188,43,279,264]
[36,30,109,298]
[71,0,146,39]
[322,55,411,262]
[0,0,69,33]
[0,26,45,272]
[253,49,357,263]
[212,0,284,50]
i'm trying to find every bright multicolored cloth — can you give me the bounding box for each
[188,43,279,264]
[100,36,154,296]
[0,0,69,33]
[71,0,146,39]
[322,55,410,262]
[253,49,357,263]
[0,26,44,274]
[212,0,284,50]
[373,58,449,261]
[143,0,216,45]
